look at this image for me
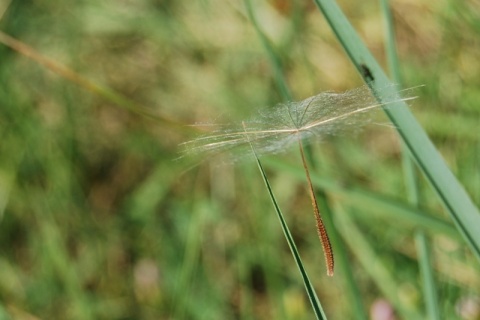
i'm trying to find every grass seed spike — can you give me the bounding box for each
[181,85,417,276]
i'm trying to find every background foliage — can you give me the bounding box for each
[0,0,479,319]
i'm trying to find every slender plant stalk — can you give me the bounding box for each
[298,140,334,276]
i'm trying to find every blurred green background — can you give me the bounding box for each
[0,0,479,319]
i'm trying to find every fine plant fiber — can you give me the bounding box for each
[313,0,480,261]
[181,85,417,165]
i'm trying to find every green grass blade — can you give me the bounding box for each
[335,207,423,319]
[249,150,327,320]
[312,0,480,261]
[380,0,402,86]
[244,0,291,101]
[380,1,440,318]
[415,232,441,320]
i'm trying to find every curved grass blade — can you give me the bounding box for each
[0,31,182,129]
[313,0,480,261]
[244,124,328,320]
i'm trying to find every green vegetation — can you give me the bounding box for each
[0,1,479,319]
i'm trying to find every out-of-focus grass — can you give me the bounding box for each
[0,1,479,319]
